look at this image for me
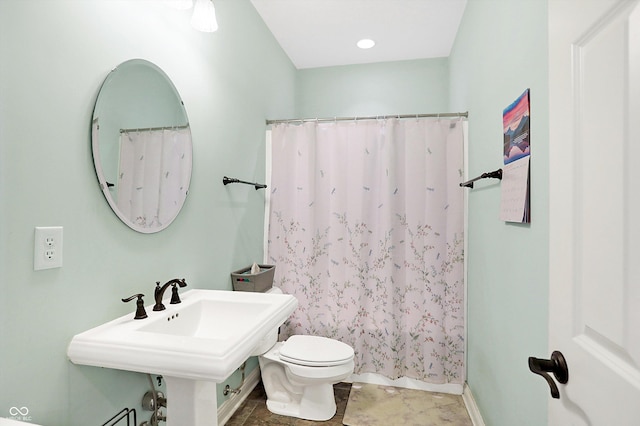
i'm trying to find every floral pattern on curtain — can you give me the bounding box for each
[267,118,465,384]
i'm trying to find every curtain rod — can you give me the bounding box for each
[120,124,190,133]
[266,112,468,125]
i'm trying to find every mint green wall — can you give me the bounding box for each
[296,58,450,117]
[449,1,549,425]
[0,1,295,424]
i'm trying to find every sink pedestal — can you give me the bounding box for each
[165,377,218,426]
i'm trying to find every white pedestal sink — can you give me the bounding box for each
[68,289,297,426]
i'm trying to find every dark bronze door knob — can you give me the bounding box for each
[528,351,569,399]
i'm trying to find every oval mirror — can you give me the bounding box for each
[91,59,192,233]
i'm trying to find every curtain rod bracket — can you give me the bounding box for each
[459,168,503,189]
[223,176,267,190]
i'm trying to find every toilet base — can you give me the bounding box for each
[265,382,337,421]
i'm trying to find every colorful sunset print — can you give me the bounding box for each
[503,89,530,164]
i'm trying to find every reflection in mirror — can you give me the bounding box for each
[91,59,192,233]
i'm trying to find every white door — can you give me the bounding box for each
[548,0,640,424]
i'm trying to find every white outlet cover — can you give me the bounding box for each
[34,226,63,270]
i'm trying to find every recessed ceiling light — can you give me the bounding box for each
[357,39,376,49]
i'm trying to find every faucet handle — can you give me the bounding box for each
[170,283,183,304]
[121,294,148,320]
[154,281,166,311]
[170,278,187,304]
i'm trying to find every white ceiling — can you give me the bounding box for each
[250,0,467,69]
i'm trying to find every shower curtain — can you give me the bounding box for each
[117,127,191,228]
[267,117,465,385]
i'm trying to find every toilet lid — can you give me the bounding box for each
[279,335,354,367]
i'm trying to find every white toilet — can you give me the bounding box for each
[257,334,354,421]
[250,288,354,421]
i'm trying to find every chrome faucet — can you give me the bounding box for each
[153,278,187,311]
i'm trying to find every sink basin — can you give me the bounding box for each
[138,297,274,340]
[68,289,297,426]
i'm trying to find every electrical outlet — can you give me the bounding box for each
[34,226,63,270]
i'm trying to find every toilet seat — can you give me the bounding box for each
[279,335,354,367]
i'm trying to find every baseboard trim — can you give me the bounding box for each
[217,367,261,426]
[462,383,486,426]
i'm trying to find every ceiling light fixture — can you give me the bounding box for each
[191,0,218,32]
[357,39,376,49]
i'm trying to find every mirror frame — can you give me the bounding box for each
[91,59,193,233]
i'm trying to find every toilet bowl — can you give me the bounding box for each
[249,286,354,421]
[257,334,354,421]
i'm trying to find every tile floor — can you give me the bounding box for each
[342,383,472,426]
[225,381,472,426]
